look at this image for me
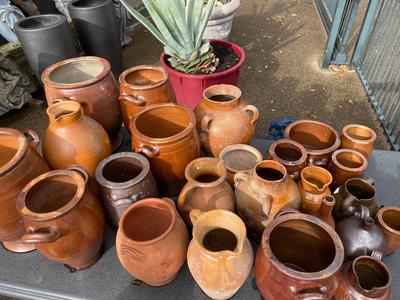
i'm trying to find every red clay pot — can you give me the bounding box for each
[160,40,245,109]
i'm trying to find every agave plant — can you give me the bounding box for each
[121,0,219,74]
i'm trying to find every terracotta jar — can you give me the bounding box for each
[43,101,112,177]
[219,143,262,186]
[0,128,49,253]
[298,166,332,214]
[234,160,301,235]
[116,198,189,286]
[119,65,176,130]
[95,152,159,227]
[17,167,105,269]
[341,124,377,158]
[255,211,344,300]
[41,56,122,148]
[267,139,307,181]
[187,209,253,299]
[284,120,341,167]
[376,206,400,255]
[328,149,368,189]
[312,195,336,229]
[130,103,201,196]
[194,84,259,157]
[333,177,377,220]
[335,252,392,300]
[336,206,387,260]
[177,158,235,225]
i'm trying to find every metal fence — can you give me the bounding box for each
[314,0,339,32]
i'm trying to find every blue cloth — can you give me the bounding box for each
[267,118,297,140]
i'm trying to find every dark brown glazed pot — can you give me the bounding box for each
[130,103,201,196]
[284,120,341,167]
[119,65,176,130]
[255,211,344,300]
[177,157,235,225]
[95,152,159,227]
[0,128,50,253]
[336,206,387,260]
[267,139,307,181]
[376,206,400,255]
[219,144,263,186]
[194,84,259,157]
[333,177,377,220]
[341,124,377,158]
[335,252,392,300]
[41,56,122,148]
[17,167,105,269]
[312,195,336,229]
[116,198,189,286]
[328,149,368,189]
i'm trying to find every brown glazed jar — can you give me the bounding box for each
[298,166,332,214]
[42,56,122,148]
[328,149,368,189]
[255,211,344,300]
[234,160,301,235]
[95,152,159,227]
[187,209,253,299]
[131,103,201,196]
[43,101,112,177]
[219,144,263,186]
[116,198,189,286]
[267,139,307,181]
[335,252,392,300]
[119,65,176,130]
[333,177,377,220]
[376,206,400,255]
[17,167,105,269]
[341,124,377,158]
[194,84,259,157]
[0,128,49,253]
[177,157,235,225]
[284,120,341,167]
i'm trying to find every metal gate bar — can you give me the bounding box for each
[314,0,339,32]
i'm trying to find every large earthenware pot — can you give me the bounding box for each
[130,103,201,196]
[333,177,377,220]
[328,149,368,189]
[119,65,176,130]
[219,144,262,186]
[335,252,392,300]
[177,157,235,225]
[341,124,377,158]
[187,209,253,299]
[284,120,341,167]
[255,211,344,300]
[234,160,301,235]
[0,128,49,253]
[194,84,259,157]
[17,167,105,269]
[336,206,387,260]
[43,101,112,177]
[116,198,189,286]
[376,206,400,255]
[42,56,122,147]
[95,152,159,227]
[267,139,307,181]
[313,195,336,229]
[298,166,332,214]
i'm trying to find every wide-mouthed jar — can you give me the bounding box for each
[341,124,377,158]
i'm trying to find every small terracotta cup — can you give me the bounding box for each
[341,124,377,158]
[376,206,400,255]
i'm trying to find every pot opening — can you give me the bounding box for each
[194,173,220,183]
[346,126,374,141]
[302,167,332,189]
[102,157,142,183]
[336,151,364,168]
[204,85,241,102]
[48,102,80,120]
[122,204,172,241]
[25,176,77,213]
[48,60,104,84]
[256,167,284,181]
[71,0,105,8]
[381,210,400,231]
[354,258,389,291]
[221,149,258,171]
[269,219,336,272]
[17,15,61,30]
[288,122,338,151]
[125,68,166,87]
[0,136,19,169]
[135,106,190,138]
[346,180,375,200]
[202,228,237,252]
[275,143,302,162]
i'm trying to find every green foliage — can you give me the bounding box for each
[121,0,219,74]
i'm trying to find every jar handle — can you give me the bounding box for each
[233,172,249,189]
[370,250,383,260]
[136,144,160,158]
[177,181,200,220]
[119,95,146,106]
[21,226,61,244]
[291,286,329,299]
[68,165,89,185]
[53,98,91,116]
[341,193,358,216]
[189,208,202,225]
[365,177,375,185]
[201,113,214,133]
[23,129,40,149]
[244,105,259,125]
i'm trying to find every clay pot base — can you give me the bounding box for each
[142,271,179,287]
[111,133,123,152]
[64,247,103,271]
[2,239,36,253]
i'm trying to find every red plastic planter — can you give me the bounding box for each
[160,40,245,109]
